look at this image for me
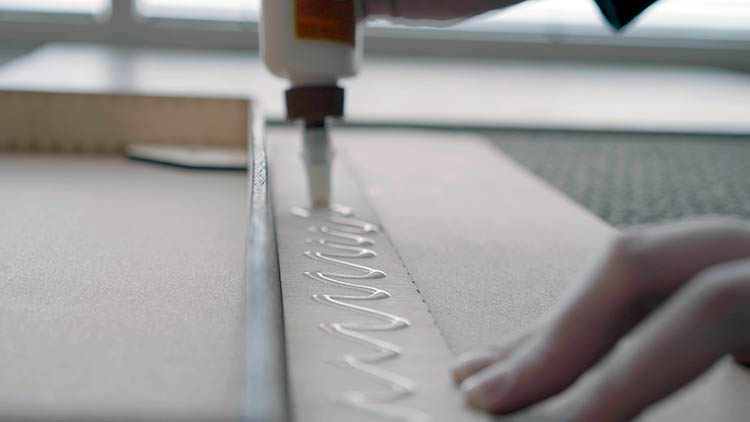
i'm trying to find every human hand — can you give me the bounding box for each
[363,0,526,20]
[452,218,750,420]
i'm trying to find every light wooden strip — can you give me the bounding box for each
[0,90,249,152]
[269,128,490,422]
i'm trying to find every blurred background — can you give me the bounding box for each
[1,0,749,65]
[1,0,749,227]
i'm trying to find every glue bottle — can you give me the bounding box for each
[260,0,364,208]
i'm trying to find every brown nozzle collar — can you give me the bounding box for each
[285,85,345,125]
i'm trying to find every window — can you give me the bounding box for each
[0,0,747,66]
[373,0,750,41]
[136,0,259,22]
[132,0,750,41]
[0,0,108,14]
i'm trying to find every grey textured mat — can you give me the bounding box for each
[487,131,750,227]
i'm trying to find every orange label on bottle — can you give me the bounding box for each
[295,0,355,46]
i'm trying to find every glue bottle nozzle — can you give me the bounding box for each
[301,121,332,208]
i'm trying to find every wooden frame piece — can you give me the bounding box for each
[244,110,291,422]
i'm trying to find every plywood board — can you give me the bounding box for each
[0,156,247,420]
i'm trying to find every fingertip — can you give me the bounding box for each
[460,363,513,412]
[452,351,497,385]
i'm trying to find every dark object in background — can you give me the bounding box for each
[595,0,659,30]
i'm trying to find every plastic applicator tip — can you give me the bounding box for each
[301,122,333,208]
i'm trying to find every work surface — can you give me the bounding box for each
[0,156,247,419]
[1,43,749,134]
[2,128,749,420]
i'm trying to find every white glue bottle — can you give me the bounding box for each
[260,0,364,208]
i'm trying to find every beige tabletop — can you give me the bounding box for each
[2,128,749,420]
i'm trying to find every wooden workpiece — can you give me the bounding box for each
[0,155,248,419]
[269,129,489,422]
